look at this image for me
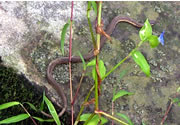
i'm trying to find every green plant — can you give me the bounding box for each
[0,92,60,125]
[0,2,165,125]
[74,2,164,125]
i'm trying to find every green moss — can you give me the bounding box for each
[0,65,71,125]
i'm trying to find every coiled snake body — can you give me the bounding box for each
[46,16,155,117]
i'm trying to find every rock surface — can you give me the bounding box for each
[0,1,180,125]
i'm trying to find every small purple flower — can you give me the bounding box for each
[158,30,165,45]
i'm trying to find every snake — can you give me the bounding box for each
[46,16,155,117]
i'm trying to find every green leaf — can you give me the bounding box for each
[24,102,38,112]
[148,35,159,48]
[172,98,179,103]
[44,96,61,125]
[61,21,70,56]
[40,91,45,111]
[33,116,54,122]
[0,114,29,124]
[91,60,106,80]
[80,113,108,125]
[177,87,180,93]
[116,113,134,125]
[78,51,86,70]
[0,101,20,110]
[178,102,180,107]
[142,122,146,125]
[112,90,133,102]
[139,19,152,42]
[87,59,96,67]
[131,50,150,76]
[99,60,106,78]
[91,1,97,16]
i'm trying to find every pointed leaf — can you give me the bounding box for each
[33,116,54,122]
[0,114,29,124]
[148,35,159,48]
[172,98,179,103]
[99,60,106,78]
[40,91,45,111]
[177,87,180,93]
[116,113,133,125]
[91,1,97,16]
[87,59,96,67]
[80,113,108,125]
[139,19,152,42]
[0,101,20,110]
[78,51,86,70]
[61,21,70,55]
[131,50,150,76]
[24,102,38,112]
[112,90,133,102]
[178,102,180,107]
[44,96,61,125]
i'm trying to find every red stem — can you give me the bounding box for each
[71,71,85,105]
[160,101,173,125]
[69,1,73,61]
[69,1,74,125]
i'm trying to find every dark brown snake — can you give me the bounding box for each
[45,16,155,117]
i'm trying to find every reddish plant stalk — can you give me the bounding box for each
[160,101,173,125]
[69,1,74,125]
[160,92,178,125]
[71,71,85,105]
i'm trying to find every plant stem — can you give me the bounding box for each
[102,53,132,80]
[74,85,95,125]
[83,113,95,125]
[96,1,102,51]
[69,1,74,125]
[87,2,96,48]
[95,59,99,110]
[94,1,102,111]
[95,110,129,125]
[20,104,37,125]
[102,40,143,80]
[71,70,86,105]
[160,101,173,125]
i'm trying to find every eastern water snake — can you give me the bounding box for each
[46,16,155,117]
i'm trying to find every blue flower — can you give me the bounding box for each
[158,30,165,45]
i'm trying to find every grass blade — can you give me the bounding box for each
[44,95,61,125]
[78,51,86,70]
[33,116,54,122]
[116,113,133,125]
[61,21,70,55]
[23,102,38,112]
[112,90,133,102]
[0,101,20,110]
[91,1,97,16]
[40,91,45,111]
[0,114,29,124]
